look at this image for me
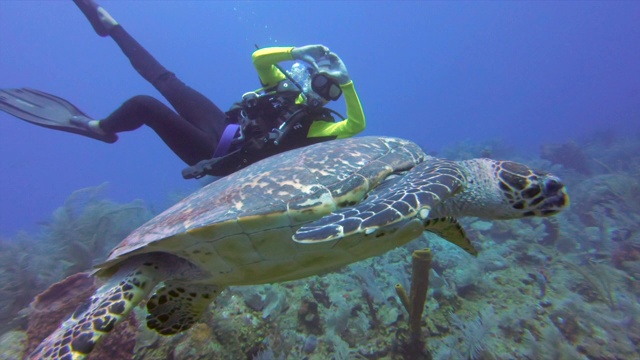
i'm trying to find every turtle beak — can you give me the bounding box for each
[539,176,570,216]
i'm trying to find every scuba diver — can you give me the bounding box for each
[0,0,365,179]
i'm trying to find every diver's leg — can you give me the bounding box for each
[107,26,226,137]
[72,0,226,146]
[73,0,116,37]
[100,96,216,165]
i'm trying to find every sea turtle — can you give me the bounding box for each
[30,136,568,359]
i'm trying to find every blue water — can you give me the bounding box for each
[1,1,639,237]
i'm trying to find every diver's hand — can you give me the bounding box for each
[291,45,330,69]
[321,52,351,85]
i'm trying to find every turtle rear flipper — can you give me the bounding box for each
[294,159,467,243]
[146,282,220,335]
[424,217,478,256]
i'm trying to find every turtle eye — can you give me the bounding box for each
[543,178,564,195]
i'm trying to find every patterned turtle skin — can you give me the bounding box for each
[29,136,569,359]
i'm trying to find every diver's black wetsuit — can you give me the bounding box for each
[100,25,226,166]
[73,0,366,176]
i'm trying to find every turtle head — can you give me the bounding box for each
[493,160,569,218]
[444,159,570,220]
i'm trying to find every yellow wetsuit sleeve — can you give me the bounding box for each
[307,81,366,138]
[252,47,295,87]
[252,46,366,139]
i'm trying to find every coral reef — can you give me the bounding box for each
[1,133,639,359]
[0,330,27,360]
[0,183,152,338]
[0,232,49,335]
[44,182,152,276]
[541,140,592,174]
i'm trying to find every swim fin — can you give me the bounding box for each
[0,88,117,143]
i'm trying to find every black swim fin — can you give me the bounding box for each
[0,88,117,143]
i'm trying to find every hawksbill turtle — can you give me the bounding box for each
[30,136,568,359]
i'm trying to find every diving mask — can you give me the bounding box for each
[311,72,342,101]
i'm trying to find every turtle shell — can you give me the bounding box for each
[96,137,426,285]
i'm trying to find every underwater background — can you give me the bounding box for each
[0,1,639,359]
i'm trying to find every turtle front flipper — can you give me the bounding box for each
[146,282,220,335]
[424,217,478,256]
[294,159,467,243]
[29,259,164,360]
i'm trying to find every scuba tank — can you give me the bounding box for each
[182,51,345,179]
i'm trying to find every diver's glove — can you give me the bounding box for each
[291,45,330,68]
[319,52,351,85]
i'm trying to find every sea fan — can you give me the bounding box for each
[450,307,497,360]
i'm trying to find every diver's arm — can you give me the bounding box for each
[252,45,332,87]
[251,47,295,87]
[307,81,366,138]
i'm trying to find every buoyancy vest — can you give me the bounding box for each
[182,79,339,179]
